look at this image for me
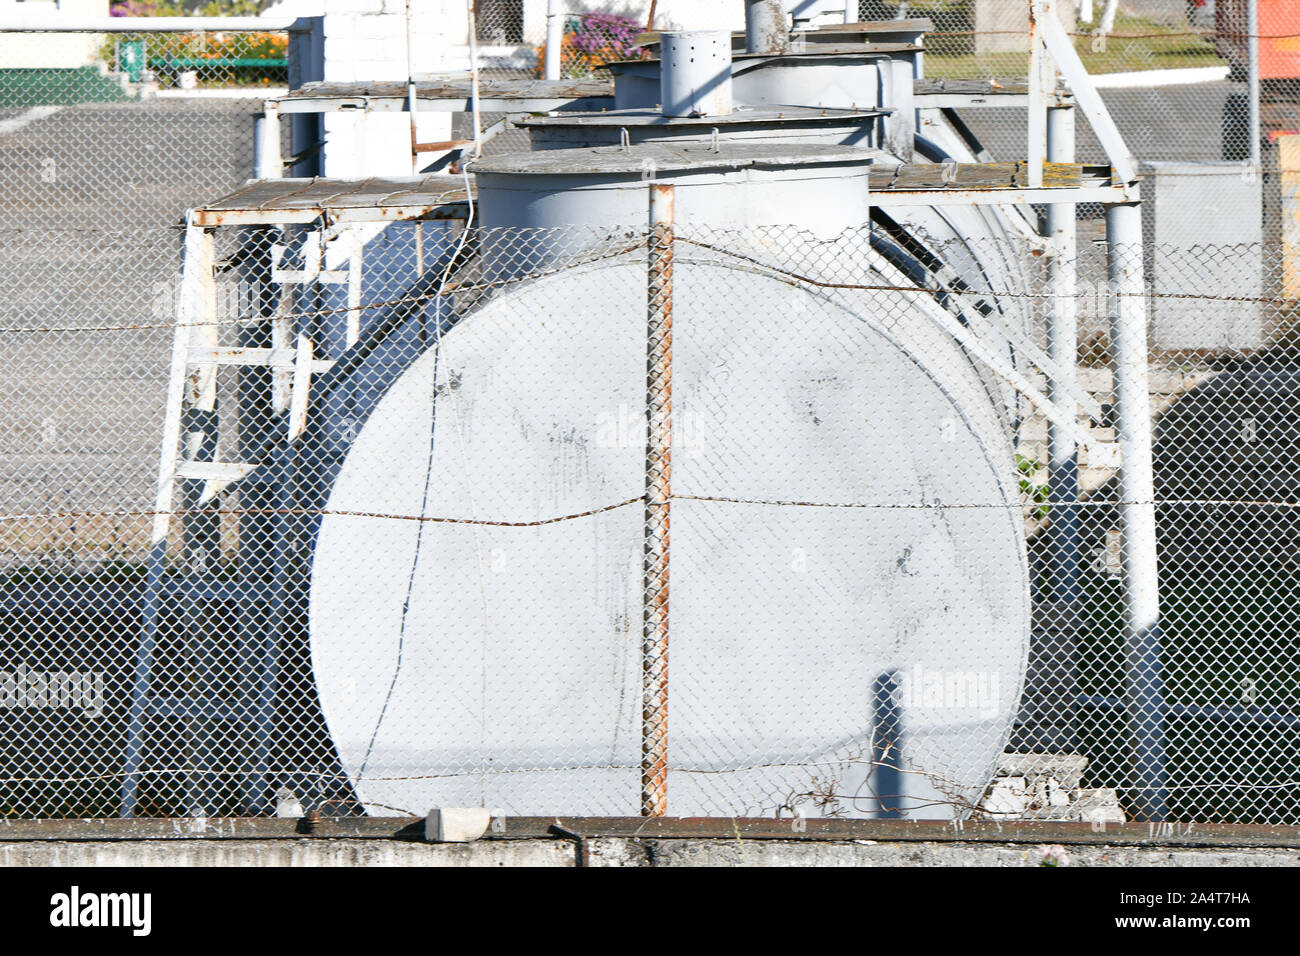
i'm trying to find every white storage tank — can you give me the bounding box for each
[307,138,1031,820]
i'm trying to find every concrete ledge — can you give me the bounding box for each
[0,836,1295,867]
[5,816,1300,848]
[1090,66,1231,89]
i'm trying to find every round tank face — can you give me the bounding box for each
[308,259,1030,818]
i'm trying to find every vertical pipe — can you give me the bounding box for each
[1247,0,1262,173]
[466,0,483,157]
[745,0,789,54]
[641,183,674,818]
[1027,0,1047,188]
[545,0,563,81]
[254,103,282,179]
[1106,200,1168,822]
[872,672,904,818]
[406,0,419,173]
[1043,103,1082,752]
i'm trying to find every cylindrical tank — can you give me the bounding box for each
[470,142,873,278]
[660,30,733,117]
[610,50,911,151]
[517,106,886,151]
[308,132,1032,819]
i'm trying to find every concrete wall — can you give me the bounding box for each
[2,835,1297,866]
[0,0,110,69]
[315,0,453,177]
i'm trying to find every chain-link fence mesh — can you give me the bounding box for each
[2,2,1300,824]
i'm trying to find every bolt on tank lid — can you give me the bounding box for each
[468,141,876,177]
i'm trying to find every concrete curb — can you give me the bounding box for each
[1091,65,1231,89]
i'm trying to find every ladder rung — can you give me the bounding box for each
[175,461,258,482]
[187,346,335,373]
[273,269,349,285]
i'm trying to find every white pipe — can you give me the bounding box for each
[1044,103,1080,749]
[1106,199,1169,823]
[1047,104,1078,513]
[1096,0,1119,36]
[1247,0,1262,173]
[545,0,564,81]
[466,0,483,158]
[0,16,311,32]
[253,105,283,179]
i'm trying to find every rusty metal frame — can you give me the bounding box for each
[641,183,674,818]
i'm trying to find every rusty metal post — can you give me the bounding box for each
[641,183,674,817]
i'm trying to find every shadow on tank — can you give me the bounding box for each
[1051,334,1300,823]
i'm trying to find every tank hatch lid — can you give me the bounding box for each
[469,142,876,177]
[515,105,891,130]
[634,18,935,47]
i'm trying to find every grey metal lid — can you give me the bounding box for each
[606,46,906,70]
[516,105,890,130]
[468,142,875,176]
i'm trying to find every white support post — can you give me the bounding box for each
[466,0,483,157]
[1106,200,1169,822]
[1047,104,1079,554]
[545,0,564,81]
[1097,0,1119,36]
[1042,102,1082,751]
[1028,0,1048,188]
[254,103,283,180]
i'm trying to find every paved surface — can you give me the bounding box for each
[0,99,262,565]
[956,80,1248,166]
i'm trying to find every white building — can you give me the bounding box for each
[0,0,109,69]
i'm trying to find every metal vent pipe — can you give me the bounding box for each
[660,31,733,117]
[744,0,789,54]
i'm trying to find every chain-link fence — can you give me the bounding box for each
[3,2,1300,824]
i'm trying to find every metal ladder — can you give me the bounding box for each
[121,215,339,817]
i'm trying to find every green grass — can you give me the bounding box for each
[922,10,1227,80]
